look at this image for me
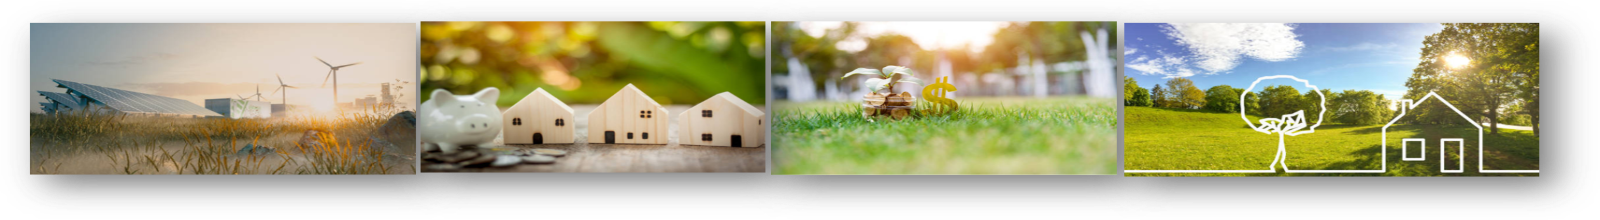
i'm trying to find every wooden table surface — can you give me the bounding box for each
[435,104,767,173]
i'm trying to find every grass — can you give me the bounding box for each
[773,97,1117,175]
[1123,106,1539,176]
[30,106,413,175]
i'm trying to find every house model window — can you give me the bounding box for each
[701,133,713,141]
[512,118,522,126]
[702,110,713,117]
[627,132,634,139]
[642,132,649,139]
[640,110,653,118]
[555,118,565,127]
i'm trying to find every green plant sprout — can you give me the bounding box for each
[842,65,922,94]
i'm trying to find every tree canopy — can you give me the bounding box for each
[1203,85,1240,113]
[1162,77,1205,109]
[1405,23,1538,134]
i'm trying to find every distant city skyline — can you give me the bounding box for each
[30,23,416,113]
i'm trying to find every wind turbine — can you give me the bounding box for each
[316,57,361,103]
[273,74,297,107]
[251,84,265,102]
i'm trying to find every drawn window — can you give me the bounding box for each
[702,110,713,118]
[512,118,522,126]
[1402,138,1426,161]
[701,133,713,141]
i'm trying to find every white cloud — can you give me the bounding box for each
[1163,23,1304,73]
[1124,53,1197,78]
[1124,48,1137,55]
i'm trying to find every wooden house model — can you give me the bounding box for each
[586,84,668,145]
[502,88,574,144]
[678,92,765,147]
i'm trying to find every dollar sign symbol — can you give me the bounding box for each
[922,76,959,114]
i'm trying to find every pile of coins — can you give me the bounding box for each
[421,146,568,172]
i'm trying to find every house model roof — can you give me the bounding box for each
[507,87,573,113]
[708,92,763,117]
[605,84,660,107]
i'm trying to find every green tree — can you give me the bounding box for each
[1235,88,1260,115]
[1499,101,1531,126]
[1124,77,1139,103]
[1496,24,1540,135]
[1257,85,1303,118]
[1406,23,1537,134]
[1163,77,1205,109]
[1129,87,1152,107]
[1203,85,1241,113]
[1301,89,1332,124]
[1331,90,1391,125]
[1152,84,1168,108]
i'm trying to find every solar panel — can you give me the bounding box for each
[36,91,80,109]
[51,79,222,117]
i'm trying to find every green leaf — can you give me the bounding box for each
[841,68,882,80]
[883,65,914,77]
[864,77,891,93]
[896,77,923,85]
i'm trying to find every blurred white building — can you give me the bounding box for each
[777,27,1119,102]
[205,98,271,119]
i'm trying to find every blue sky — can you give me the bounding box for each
[31,23,416,113]
[1124,23,1443,99]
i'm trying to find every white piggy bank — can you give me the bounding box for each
[420,88,502,153]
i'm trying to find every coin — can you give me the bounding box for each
[531,148,567,157]
[489,155,522,167]
[422,164,460,171]
[459,153,497,166]
[521,155,556,164]
[439,151,480,163]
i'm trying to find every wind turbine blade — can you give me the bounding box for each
[277,74,286,85]
[284,85,298,88]
[334,62,362,68]
[322,70,333,88]
[272,86,283,95]
[316,57,333,68]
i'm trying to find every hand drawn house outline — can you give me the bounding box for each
[1383,91,1538,174]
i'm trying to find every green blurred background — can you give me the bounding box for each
[420,21,766,106]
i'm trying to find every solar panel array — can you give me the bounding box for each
[36,91,80,109]
[52,79,223,117]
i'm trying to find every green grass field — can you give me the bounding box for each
[1124,106,1539,176]
[772,97,1117,175]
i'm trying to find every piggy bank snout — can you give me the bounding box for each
[455,114,496,134]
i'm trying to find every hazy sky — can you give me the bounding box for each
[799,21,1009,53]
[1124,23,1443,99]
[31,23,416,113]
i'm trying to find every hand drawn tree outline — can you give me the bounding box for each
[1240,75,1327,172]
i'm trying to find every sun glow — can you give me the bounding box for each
[1445,52,1471,69]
